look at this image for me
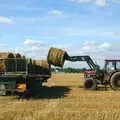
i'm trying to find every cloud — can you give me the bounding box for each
[67,0,108,6]
[64,28,120,37]
[95,0,108,6]
[24,39,45,47]
[23,46,49,59]
[0,43,8,46]
[82,41,111,53]
[113,0,120,2]
[68,0,92,2]
[48,10,64,16]
[23,39,48,59]
[15,40,120,68]
[0,16,15,24]
[53,41,112,68]
[99,42,110,49]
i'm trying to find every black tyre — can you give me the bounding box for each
[84,78,97,90]
[110,72,120,90]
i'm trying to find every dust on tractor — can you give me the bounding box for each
[68,56,120,90]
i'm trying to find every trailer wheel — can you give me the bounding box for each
[110,72,120,90]
[84,78,97,90]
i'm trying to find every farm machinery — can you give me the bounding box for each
[0,53,51,96]
[68,56,120,90]
[47,47,120,90]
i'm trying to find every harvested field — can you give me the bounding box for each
[0,73,120,120]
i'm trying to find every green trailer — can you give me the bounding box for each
[0,58,51,96]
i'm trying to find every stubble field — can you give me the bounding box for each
[0,73,120,120]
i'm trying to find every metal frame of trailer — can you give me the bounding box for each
[0,58,51,95]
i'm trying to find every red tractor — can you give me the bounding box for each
[69,56,120,90]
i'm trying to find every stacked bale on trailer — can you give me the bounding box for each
[27,58,33,74]
[16,54,27,72]
[32,60,37,74]
[21,56,27,72]
[0,59,5,73]
[0,53,9,58]
[0,52,51,75]
[0,53,15,73]
[16,53,21,72]
[47,47,69,67]
[36,60,51,75]
[0,52,27,73]
[27,59,51,75]
[39,60,50,71]
[0,53,9,73]
[5,53,16,72]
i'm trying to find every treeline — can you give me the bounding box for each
[51,67,87,73]
[62,68,87,73]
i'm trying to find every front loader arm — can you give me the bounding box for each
[68,56,97,70]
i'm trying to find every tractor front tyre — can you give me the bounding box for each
[84,78,97,90]
[110,72,120,90]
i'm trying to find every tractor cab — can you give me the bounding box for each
[104,59,120,75]
[69,55,120,90]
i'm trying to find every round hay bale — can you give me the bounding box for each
[32,60,36,65]
[20,56,27,72]
[22,56,26,59]
[8,53,15,58]
[16,53,22,72]
[36,60,51,75]
[47,47,68,67]
[0,59,5,73]
[5,53,16,72]
[36,60,51,70]
[16,54,27,72]
[39,60,50,70]
[27,58,32,64]
[27,58,33,74]
[16,53,21,58]
[0,52,9,58]
[0,52,13,73]
[31,60,37,74]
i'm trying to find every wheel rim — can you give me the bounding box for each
[114,77,120,87]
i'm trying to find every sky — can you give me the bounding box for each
[0,0,120,68]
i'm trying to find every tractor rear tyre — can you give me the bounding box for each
[110,72,120,90]
[84,78,97,90]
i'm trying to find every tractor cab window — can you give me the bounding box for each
[105,61,115,73]
[116,61,120,70]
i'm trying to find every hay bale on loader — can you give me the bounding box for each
[47,47,69,67]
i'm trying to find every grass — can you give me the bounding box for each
[0,73,120,120]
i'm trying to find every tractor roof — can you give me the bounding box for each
[105,59,120,61]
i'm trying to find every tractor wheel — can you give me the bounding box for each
[110,72,120,90]
[84,78,97,90]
